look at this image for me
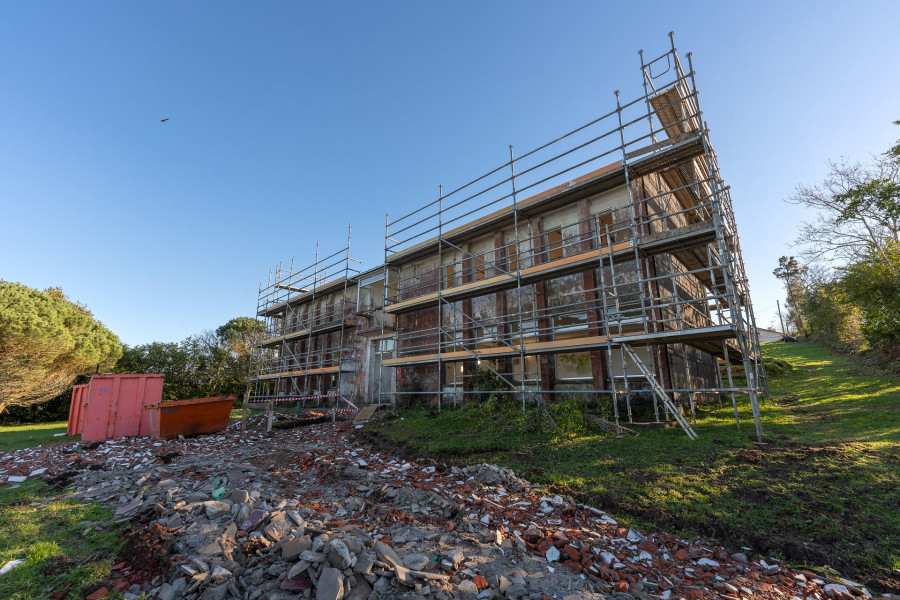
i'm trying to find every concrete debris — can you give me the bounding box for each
[0,416,884,600]
[0,558,24,575]
[328,538,352,570]
[282,535,312,561]
[316,567,344,600]
[457,463,527,492]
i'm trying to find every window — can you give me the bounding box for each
[440,328,462,352]
[508,245,519,272]
[444,362,464,386]
[546,275,587,330]
[444,263,456,288]
[513,355,538,382]
[547,229,564,261]
[556,352,592,380]
[474,254,488,281]
[598,212,614,248]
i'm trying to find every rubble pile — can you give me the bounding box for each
[0,420,893,600]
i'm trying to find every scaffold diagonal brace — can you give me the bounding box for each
[621,343,697,440]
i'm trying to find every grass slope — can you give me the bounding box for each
[0,421,78,452]
[363,342,900,593]
[0,480,123,600]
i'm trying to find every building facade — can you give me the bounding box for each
[248,37,767,439]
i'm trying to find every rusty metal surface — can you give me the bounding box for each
[146,395,237,440]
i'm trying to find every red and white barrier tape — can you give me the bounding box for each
[263,393,341,404]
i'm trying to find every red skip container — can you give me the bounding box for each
[75,374,165,442]
[66,384,90,437]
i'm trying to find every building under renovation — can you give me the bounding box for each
[246,36,768,439]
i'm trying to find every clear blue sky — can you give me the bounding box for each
[2,2,898,345]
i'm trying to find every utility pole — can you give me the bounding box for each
[776,299,787,338]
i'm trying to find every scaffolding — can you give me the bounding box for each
[381,34,768,439]
[246,225,362,430]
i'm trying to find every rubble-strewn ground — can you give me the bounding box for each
[2,411,895,600]
[364,342,900,595]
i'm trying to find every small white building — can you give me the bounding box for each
[757,328,784,343]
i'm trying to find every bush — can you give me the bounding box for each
[841,242,900,348]
[469,368,518,414]
[800,280,862,348]
[549,396,588,438]
[396,370,424,409]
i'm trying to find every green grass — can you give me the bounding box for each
[363,342,900,593]
[229,406,268,420]
[0,421,79,452]
[0,480,124,600]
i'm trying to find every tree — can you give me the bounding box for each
[216,316,266,350]
[889,120,900,158]
[117,341,193,401]
[773,256,808,335]
[116,317,264,401]
[841,241,900,347]
[215,317,266,396]
[782,120,900,350]
[788,124,900,267]
[798,271,861,347]
[0,282,122,416]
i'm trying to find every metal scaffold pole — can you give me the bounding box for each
[509,145,528,412]
[337,224,353,412]
[381,213,391,410]
[248,34,769,440]
[437,186,443,413]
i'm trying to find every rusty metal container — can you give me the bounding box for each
[66,384,89,437]
[78,374,165,442]
[145,395,237,439]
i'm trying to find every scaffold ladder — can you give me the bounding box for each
[621,342,697,440]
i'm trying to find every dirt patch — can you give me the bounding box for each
[354,428,450,464]
[43,554,75,576]
[272,414,328,429]
[735,443,859,465]
[774,394,799,406]
[43,470,81,489]
[734,448,764,463]
[722,443,899,592]
[606,466,659,483]
[117,524,175,574]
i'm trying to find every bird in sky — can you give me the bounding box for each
[160,118,169,122]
